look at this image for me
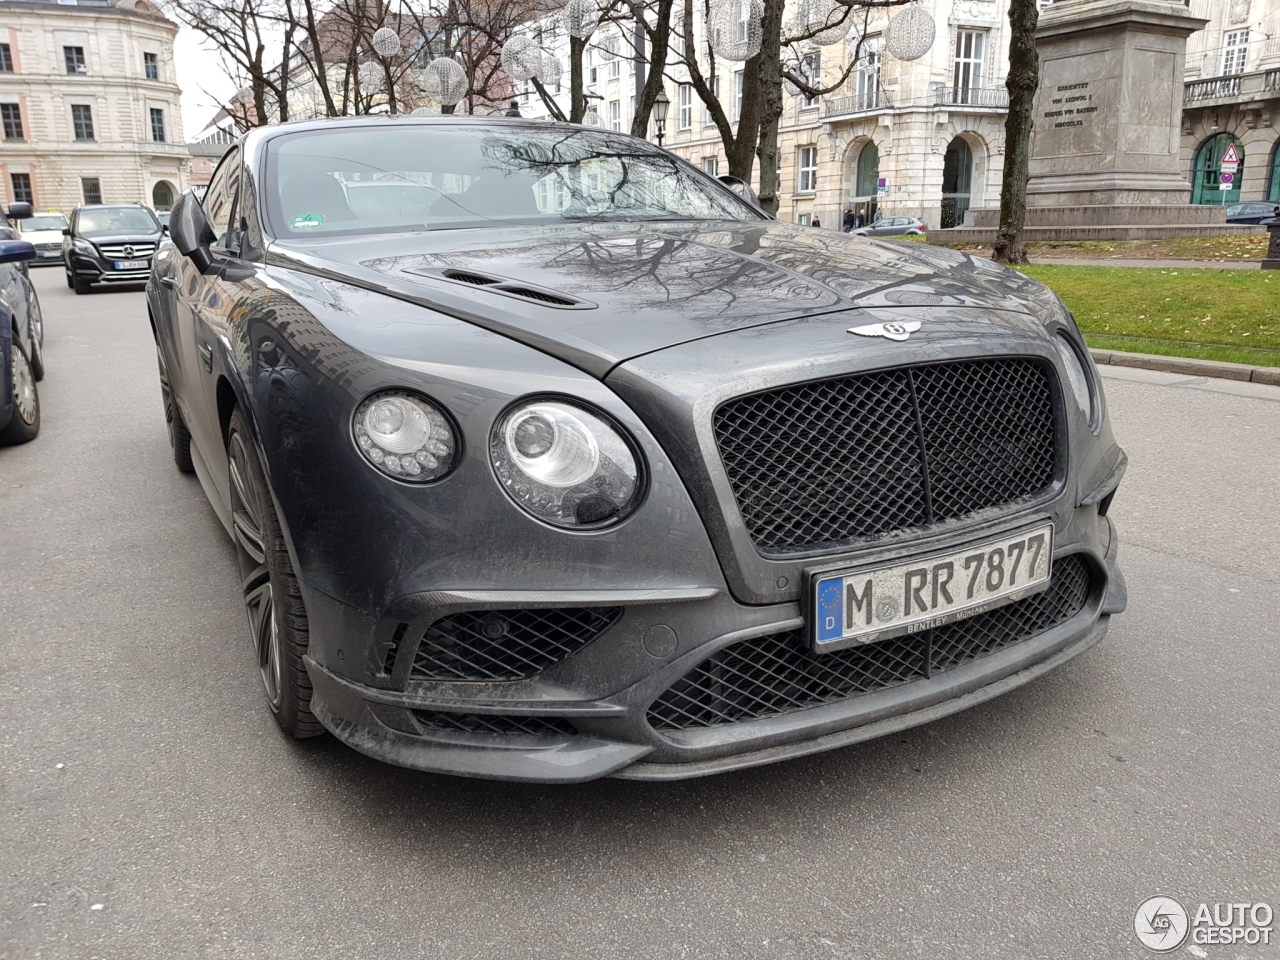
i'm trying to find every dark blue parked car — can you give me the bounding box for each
[0,203,44,445]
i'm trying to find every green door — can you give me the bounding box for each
[1191,133,1244,205]
[1268,140,1280,202]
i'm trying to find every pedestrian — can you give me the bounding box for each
[873,207,884,223]
[855,211,866,229]
[842,208,855,232]
[812,217,821,228]
[504,100,521,117]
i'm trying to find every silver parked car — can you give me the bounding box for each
[149,116,1126,782]
[854,215,928,237]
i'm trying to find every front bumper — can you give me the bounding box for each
[301,512,1125,783]
[69,253,151,284]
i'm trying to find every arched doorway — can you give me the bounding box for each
[152,180,175,211]
[1191,134,1244,205]
[853,140,880,222]
[941,137,973,228]
[1268,140,1279,202]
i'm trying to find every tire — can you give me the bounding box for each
[155,344,194,473]
[73,275,91,295]
[65,269,73,290]
[0,337,40,445]
[28,331,45,382]
[227,408,323,739]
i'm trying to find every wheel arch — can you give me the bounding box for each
[216,374,238,448]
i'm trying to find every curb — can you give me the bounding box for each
[1089,348,1280,386]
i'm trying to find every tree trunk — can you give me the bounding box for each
[570,35,586,123]
[993,0,1040,265]
[630,0,672,139]
[753,0,785,213]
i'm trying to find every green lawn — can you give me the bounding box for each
[1018,264,1280,368]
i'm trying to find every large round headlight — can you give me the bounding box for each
[1054,334,1094,424]
[353,390,457,482]
[491,400,643,527]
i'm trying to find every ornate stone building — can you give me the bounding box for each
[0,0,188,212]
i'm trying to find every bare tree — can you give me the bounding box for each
[992,0,1039,264]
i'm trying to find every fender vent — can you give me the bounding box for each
[497,287,577,306]
[441,269,500,286]
[410,266,590,308]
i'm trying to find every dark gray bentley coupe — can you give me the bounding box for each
[148,116,1126,782]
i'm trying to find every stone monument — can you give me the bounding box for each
[1025,0,1214,222]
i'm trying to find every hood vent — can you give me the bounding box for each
[407,265,595,310]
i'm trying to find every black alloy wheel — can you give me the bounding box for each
[155,344,194,473]
[227,408,324,739]
[0,337,40,445]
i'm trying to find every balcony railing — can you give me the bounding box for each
[1267,69,1280,93]
[933,85,1009,108]
[1185,75,1242,102]
[822,87,892,118]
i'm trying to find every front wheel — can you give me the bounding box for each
[0,338,40,445]
[227,408,324,739]
[73,276,91,295]
[155,344,193,473]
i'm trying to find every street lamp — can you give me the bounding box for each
[653,89,670,147]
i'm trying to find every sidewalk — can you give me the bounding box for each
[1091,348,1280,385]
[1033,257,1260,269]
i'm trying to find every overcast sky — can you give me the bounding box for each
[173,25,240,140]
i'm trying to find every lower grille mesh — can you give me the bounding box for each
[413,712,577,737]
[647,554,1092,731]
[410,607,622,682]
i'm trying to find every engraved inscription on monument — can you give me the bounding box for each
[1030,49,1110,164]
[1043,82,1098,130]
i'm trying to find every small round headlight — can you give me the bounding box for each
[353,390,456,482]
[1054,334,1094,423]
[491,400,642,528]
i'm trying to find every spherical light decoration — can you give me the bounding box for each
[423,57,468,106]
[885,2,935,61]
[411,104,440,115]
[596,33,617,61]
[708,0,763,61]
[582,108,603,127]
[560,0,598,40]
[536,51,562,86]
[371,26,402,57]
[501,34,544,82]
[786,0,851,46]
[358,61,383,92]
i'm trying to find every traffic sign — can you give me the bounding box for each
[1220,172,1234,185]
[1221,142,1240,164]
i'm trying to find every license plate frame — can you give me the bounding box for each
[807,521,1055,653]
[114,259,148,270]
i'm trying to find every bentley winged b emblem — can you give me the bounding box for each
[848,321,922,341]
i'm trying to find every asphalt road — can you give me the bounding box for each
[2,267,1277,960]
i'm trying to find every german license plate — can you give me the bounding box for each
[115,260,148,270]
[811,522,1054,652]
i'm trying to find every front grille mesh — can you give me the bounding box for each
[714,358,1057,553]
[413,712,577,737]
[97,242,156,259]
[409,607,622,682]
[647,554,1092,731]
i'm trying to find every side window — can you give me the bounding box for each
[202,147,241,253]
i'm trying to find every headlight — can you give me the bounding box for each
[72,239,97,257]
[353,390,457,482]
[491,400,642,527]
[1054,334,1094,423]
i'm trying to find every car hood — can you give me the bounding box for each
[267,219,1065,377]
[83,233,163,246]
[20,230,64,244]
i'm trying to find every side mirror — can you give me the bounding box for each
[6,202,33,220]
[62,228,70,236]
[718,175,760,210]
[0,240,37,263]
[169,188,217,274]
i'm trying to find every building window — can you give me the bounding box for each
[800,52,820,107]
[72,104,95,140]
[854,37,881,109]
[701,157,719,176]
[608,99,620,130]
[797,145,818,193]
[1222,29,1249,76]
[609,58,620,80]
[678,83,692,130]
[734,70,744,120]
[150,107,166,142]
[797,212,810,226]
[10,172,32,205]
[1,103,22,140]
[0,44,13,73]
[82,177,102,204]
[144,52,159,80]
[64,45,87,75]
[954,30,985,97]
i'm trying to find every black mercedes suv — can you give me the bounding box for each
[63,204,163,294]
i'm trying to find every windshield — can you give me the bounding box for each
[78,207,159,237]
[264,123,762,238]
[22,215,69,232]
